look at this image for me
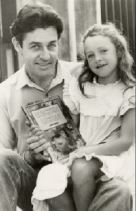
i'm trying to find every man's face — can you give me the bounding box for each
[20,27,59,84]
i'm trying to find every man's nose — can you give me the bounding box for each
[40,47,50,60]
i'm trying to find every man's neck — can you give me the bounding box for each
[26,71,54,91]
[39,76,54,91]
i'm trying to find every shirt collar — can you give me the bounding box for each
[14,65,43,91]
[49,60,64,89]
[15,60,67,91]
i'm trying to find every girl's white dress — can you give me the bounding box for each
[65,77,135,203]
[32,77,135,211]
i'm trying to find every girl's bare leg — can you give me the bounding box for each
[48,186,76,211]
[71,158,102,211]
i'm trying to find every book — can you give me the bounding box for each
[22,96,85,162]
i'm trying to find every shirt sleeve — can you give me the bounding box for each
[119,86,135,116]
[0,88,16,149]
[63,76,80,114]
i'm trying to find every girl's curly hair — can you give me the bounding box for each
[79,23,135,95]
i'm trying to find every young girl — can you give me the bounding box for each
[63,22,135,211]
[29,23,135,211]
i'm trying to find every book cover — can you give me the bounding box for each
[22,96,85,162]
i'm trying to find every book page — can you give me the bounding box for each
[32,104,67,130]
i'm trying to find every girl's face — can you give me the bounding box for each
[84,35,119,84]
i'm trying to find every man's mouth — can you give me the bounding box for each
[36,62,52,68]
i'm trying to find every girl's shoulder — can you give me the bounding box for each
[83,80,125,96]
[69,78,126,99]
[68,78,135,117]
[120,85,135,116]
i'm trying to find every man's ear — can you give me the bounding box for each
[12,37,23,54]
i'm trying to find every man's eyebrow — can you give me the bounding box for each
[29,41,41,45]
[49,40,57,43]
[29,40,57,45]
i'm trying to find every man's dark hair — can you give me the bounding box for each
[10,3,63,46]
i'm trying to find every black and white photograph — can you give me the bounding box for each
[0,0,135,211]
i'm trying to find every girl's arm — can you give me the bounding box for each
[77,108,135,156]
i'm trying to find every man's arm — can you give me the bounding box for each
[0,93,16,149]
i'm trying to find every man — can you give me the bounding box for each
[0,2,132,211]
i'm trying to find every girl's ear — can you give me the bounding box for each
[12,37,23,55]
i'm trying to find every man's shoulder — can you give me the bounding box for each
[59,60,83,77]
[0,68,22,90]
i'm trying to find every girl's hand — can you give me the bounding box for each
[74,146,95,155]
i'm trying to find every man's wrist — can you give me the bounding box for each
[21,150,50,168]
[21,150,36,166]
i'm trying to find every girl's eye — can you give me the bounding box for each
[87,54,94,59]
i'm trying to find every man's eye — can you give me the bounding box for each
[31,45,40,50]
[48,43,57,50]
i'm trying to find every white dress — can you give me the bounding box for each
[64,77,135,197]
[32,77,135,211]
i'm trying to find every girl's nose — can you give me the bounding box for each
[95,53,102,62]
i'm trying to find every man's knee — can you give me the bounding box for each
[0,150,23,182]
[112,178,133,209]
[89,178,133,211]
[0,150,14,167]
[111,178,131,198]
[97,178,132,201]
[0,150,19,167]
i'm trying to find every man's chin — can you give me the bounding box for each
[36,68,55,78]
[38,64,52,70]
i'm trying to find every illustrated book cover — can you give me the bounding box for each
[22,96,85,162]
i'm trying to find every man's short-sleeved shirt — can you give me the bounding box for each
[0,60,82,153]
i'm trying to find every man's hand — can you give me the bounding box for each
[22,149,50,167]
[25,123,51,165]
[27,125,50,153]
